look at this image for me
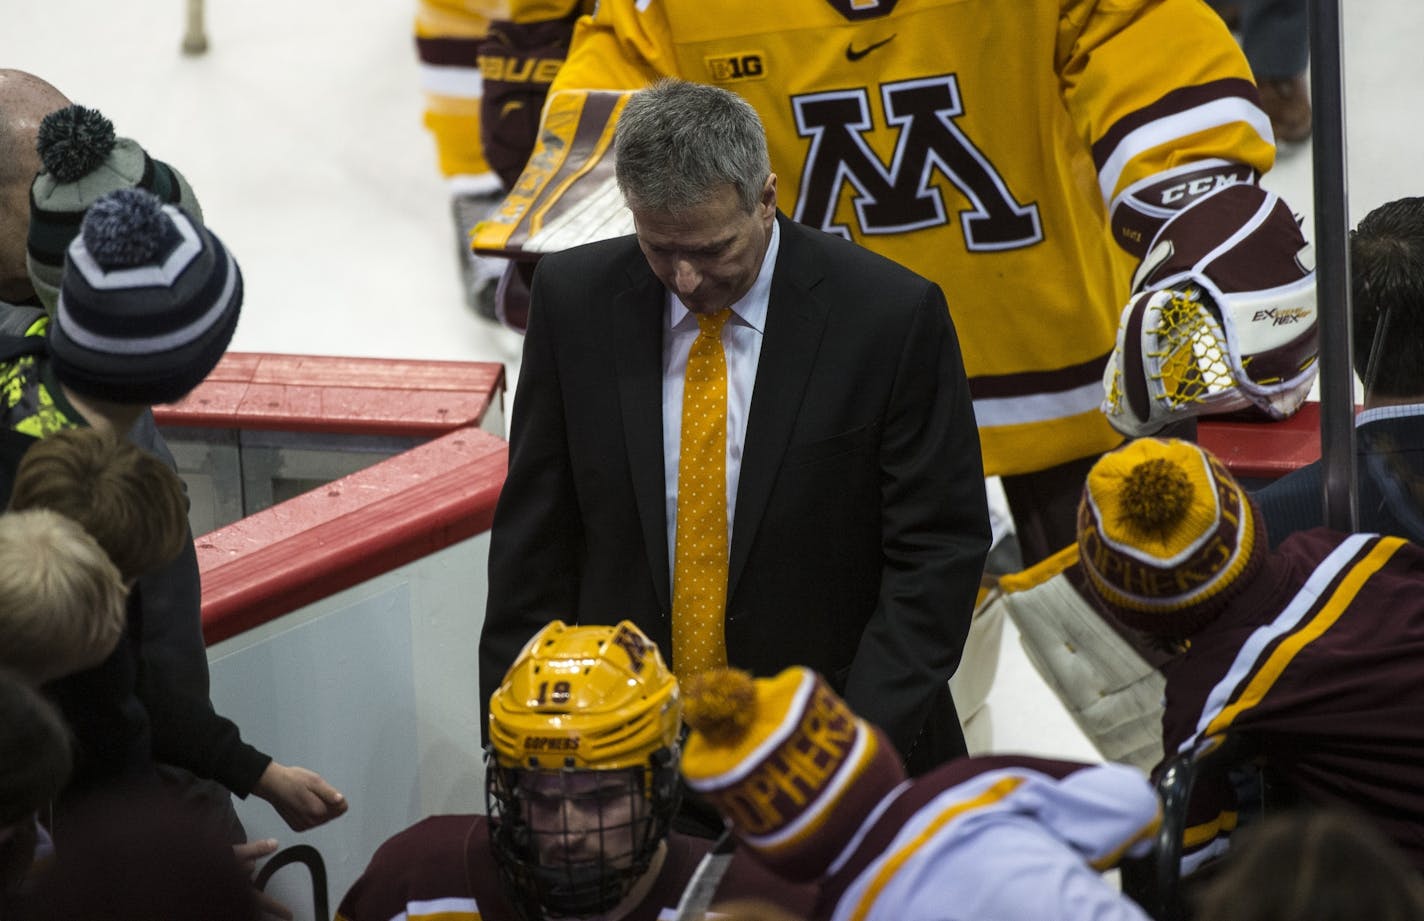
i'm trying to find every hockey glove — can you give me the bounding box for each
[1103,183,1317,438]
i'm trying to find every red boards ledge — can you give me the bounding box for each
[154,352,504,438]
[1198,402,1325,482]
[197,426,507,645]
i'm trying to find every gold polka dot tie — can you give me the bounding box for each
[672,308,732,679]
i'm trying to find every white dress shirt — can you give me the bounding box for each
[662,220,780,577]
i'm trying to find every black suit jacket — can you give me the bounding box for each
[481,214,990,768]
[1255,412,1424,548]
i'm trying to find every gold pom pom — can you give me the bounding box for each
[1119,457,1195,537]
[683,668,757,747]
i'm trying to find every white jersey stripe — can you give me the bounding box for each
[419,64,484,99]
[406,895,480,918]
[1181,836,1231,875]
[1098,98,1273,204]
[972,379,1103,428]
[1178,532,1373,754]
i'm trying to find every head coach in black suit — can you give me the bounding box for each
[480,78,991,778]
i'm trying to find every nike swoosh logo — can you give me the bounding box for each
[845,34,896,62]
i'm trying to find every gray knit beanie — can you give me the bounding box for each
[27,105,202,313]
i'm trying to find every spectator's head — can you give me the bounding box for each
[23,787,260,921]
[1350,197,1424,404]
[0,666,72,894]
[486,620,681,921]
[1077,437,1267,644]
[0,509,127,685]
[0,69,68,304]
[678,666,907,883]
[615,79,777,316]
[26,104,202,313]
[1194,809,1424,921]
[9,427,189,584]
[47,187,241,418]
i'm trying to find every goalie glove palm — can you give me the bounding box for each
[1103,183,1317,437]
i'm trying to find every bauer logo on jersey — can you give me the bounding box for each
[705,52,766,84]
[479,54,564,86]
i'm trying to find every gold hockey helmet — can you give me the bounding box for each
[488,619,681,771]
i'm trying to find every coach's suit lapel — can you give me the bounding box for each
[729,216,830,598]
[613,254,674,615]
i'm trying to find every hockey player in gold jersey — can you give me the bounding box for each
[413,0,589,320]
[414,0,507,318]
[476,0,1316,562]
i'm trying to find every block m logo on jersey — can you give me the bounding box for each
[792,75,1043,252]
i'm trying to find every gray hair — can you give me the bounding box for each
[614,79,771,215]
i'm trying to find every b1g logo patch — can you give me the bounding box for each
[705,52,765,83]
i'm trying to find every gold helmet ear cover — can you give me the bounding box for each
[488,619,682,771]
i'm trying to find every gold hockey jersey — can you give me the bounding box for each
[545,0,1275,476]
[415,0,585,178]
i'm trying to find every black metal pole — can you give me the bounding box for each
[1308,0,1357,532]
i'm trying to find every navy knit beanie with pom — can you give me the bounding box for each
[49,188,241,406]
[27,105,202,313]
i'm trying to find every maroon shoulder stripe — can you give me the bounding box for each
[1092,78,1262,173]
[967,351,1110,400]
[416,36,481,68]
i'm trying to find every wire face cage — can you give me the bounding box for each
[486,760,678,920]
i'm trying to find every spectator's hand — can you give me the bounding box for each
[234,837,278,874]
[233,838,293,920]
[253,762,348,832]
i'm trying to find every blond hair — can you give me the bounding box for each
[0,509,127,684]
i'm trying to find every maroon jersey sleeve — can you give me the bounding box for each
[336,815,479,921]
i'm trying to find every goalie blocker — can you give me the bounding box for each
[467,89,636,332]
[1103,184,1317,438]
